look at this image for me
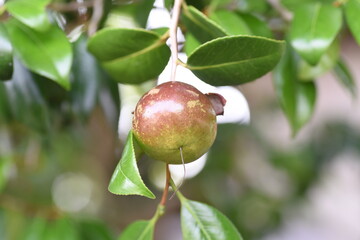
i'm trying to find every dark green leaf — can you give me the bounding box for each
[344,0,360,45]
[6,20,72,90]
[78,220,115,240]
[333,59,357,97]
[5,0,51,31]
[298,39,339,80]
[209,10,251,35]
[238,13,273,38]
[118,220,155,240]
[0,24,13,81]
[181,5,227,43]
[289,3,342,65]
[88,28,170,84]
[179,196,243,240]
[108,131,155,199]
[187,36,285,86]
[273,46,317,135]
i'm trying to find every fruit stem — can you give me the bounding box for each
[160,163,171,206]
[169,0,184,82]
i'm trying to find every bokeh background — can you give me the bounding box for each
[1,0,360,240]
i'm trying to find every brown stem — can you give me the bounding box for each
[88,0,104,36]
[160,163,171,206]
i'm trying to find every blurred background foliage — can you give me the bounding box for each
[1,0,360,239]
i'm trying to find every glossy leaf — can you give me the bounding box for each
[6,20,72,90]
[0,24,13,81]
[179,195,243,240]
[345,0,360,45]
[298,39,339,80]
[108,131,155,199]
[181,5,227,43]
[273,46,317,135]
[334,59,356,97]
[187,35,285,86]
[88,28,170,84]
[118,220,154,240]
[289,3,342,65]
[209,10,251,35]
[5,0,51,31]
[238,13,273,38]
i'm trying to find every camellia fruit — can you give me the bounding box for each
[132,81,226,164]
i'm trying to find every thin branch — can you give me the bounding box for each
[169,0,183,82]
[47,1,94,12]
[88,0,104,36]
[267,0,292,22]
[160,164,171,206]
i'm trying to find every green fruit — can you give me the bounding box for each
[132,81,220,164]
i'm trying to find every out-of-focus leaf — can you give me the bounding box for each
[237,0,269,13]
[179,194,243,240]
[344,0,360,45]
[43,218,79,240]
[289,3,342,65]
[187,36,284,86]
[3,59,50,132]
[78,220,114,240]
[273,45,317,135]
[71,36,102,118]
[21,217,47,240]
[5,0,51,31]
[238,13,273,38]
[0,155,12,192]
[88,28,170,84]
[118,220,155,240]
[334,59,357,97]
[0,24,13,81]
[298,39,339,80]
[184,33,201,56]
[181,5,227,43]
[281,0,334,11]
[209,10,251,35]
[108,131,155,199]
[6,20,72,90]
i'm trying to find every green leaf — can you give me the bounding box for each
[209,10,251,35]
[179,195,243,240]
[78,220,115,240]
[298,39,339,80]
[187,35,285,86]
[344,0,360,45]
[5,0,51,31]
[43,218,79,240]
[0,24,13,81]
[181,5,227,43]
[237,0,269,13]
[238,13,273,38]
[273,45,317,135]
[289,3,342,65]
[0,155,12,192]
[184,32,201,56]
[118,220,154,240]
[333,59,357,97]
[6,20,72,90]
[108,131,155,199]
[88,28,170,84]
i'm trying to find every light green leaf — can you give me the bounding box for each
[179,195,243,240]
[181,5,227,43]
[184,33,201,56]
[298,39,339,80]
[344,0,360,45]
[0,24,13,81]
[118,220,154,240]
[88,28,170,84]
[0,155,12,192]
[108,131,155,199]
[5,0,51,31]
[334,59,357,97]
[43,218,78,240]
[273,45,317,135]
[209,10,251,35]
[187,35,285,86]
[6,20,72,90]
[289,3,342,65]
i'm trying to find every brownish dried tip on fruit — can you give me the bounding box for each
[205,93,227,116]
[132,81,226,164]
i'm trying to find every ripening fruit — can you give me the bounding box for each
[132,81,225,164]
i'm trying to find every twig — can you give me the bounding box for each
[267,0,292,22]
[88,0,104,36]
[47,1,94,12]
[160,164,171,206]
[169,0,183,82]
